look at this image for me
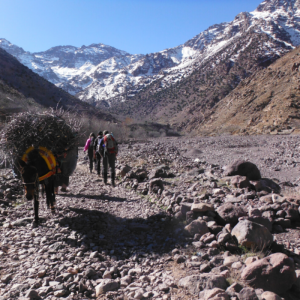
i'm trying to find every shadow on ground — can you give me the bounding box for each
[60,193,127,202]
[58,206,187,259]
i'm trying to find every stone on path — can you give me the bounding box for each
[231,175,251,189]
[241,253,296,295]
[11,217,33,226]
[95,279,119,296]
[191,202,214,212]
[272,194,286,204]
[223,160,261,180]
[216,203,247,226]
[231,219,273,250]
[184,219,209,237]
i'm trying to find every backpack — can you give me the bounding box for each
[96,137,104,154]
[103,134,118,154]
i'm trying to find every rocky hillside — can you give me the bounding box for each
[0,48,115,122]
[1,0,300,122]
[196,45,300,136]
[124,0,300,126]
[0,134,300,299]
[119,29,288,124]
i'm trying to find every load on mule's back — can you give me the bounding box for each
[1,110,80,226]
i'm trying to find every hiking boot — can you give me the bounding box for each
[111,173,115,187]
[104,173,108,185]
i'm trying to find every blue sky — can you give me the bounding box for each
[0,0,263,54]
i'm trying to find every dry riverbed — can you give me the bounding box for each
[0,134,300,299]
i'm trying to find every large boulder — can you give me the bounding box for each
[223,160,261,180]
[247,216,273,232]
[184,219,209,237]
[241,253,296,295]
[216,203,247,226]
[231,219,273,250]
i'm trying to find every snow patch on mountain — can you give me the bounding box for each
[1,0,300,105]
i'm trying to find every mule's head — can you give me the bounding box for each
[19,160,39,201]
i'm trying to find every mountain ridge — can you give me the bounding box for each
[0,47,116,123]
[1,0,300,133]
[195,45,300,136]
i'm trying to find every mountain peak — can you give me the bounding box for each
[0,38,26,55]
[0,38,11,46]
[255,0,300,13]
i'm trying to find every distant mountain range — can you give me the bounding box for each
[1,0,300,133]
[0,48,115,123]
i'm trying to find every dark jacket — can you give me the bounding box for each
[94,135,104,154]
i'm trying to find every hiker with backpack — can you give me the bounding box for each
[94,131,103,176]
[99,130,118,186]
[83,132,96,173]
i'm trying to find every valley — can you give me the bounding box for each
[1,1,300,298]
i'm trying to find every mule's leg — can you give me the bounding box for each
[33,197,39,226]
[46,178,56,214]
[51,180,56,214]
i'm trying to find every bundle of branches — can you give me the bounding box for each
[1,108,82,160]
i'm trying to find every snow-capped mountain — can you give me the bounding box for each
[0,39,143,97]
[1,0,300,110]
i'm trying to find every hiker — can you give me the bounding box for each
[84,132,96,173]
[99,130,118,186]
[94,131,103,176]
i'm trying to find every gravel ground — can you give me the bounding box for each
[0,134,300,299]
[181,134,300,184]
